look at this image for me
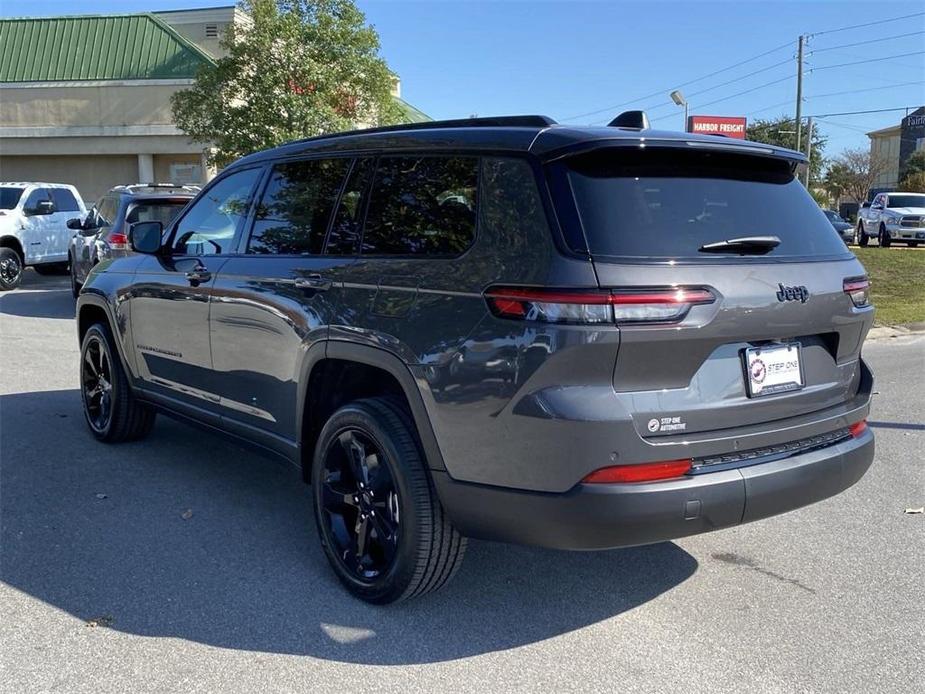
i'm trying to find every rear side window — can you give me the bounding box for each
[362,156,478,256]
[49,188,81,212]
[326,158,373,256]
[563,148,849,260]
[249,158,350,255]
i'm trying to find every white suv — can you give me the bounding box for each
[0,182,87,290]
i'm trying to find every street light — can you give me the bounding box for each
[670,90,688,132]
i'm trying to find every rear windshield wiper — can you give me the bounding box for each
[698,236,781,255]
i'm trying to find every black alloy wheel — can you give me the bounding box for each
[318,427,401,582]
[0,248,23,290]
[81,333,114,434]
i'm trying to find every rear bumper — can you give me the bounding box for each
[434,428,874,550]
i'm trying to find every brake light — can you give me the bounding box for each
[583,459,692,484]
[109,232,129,250]
[849,420,868,438]
[484,286,715,324]
[843,276,870,308]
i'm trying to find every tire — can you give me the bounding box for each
[909,242,919,248]
[70,254,82,299]
[312,397,466,604]
[33,262,69,275]
[80,322,155,442]
[0,247,23,291]
[857,224,868,247]
[879,224,891,248]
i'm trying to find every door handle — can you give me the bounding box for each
[294,274,332,291]
[185,266,212,285]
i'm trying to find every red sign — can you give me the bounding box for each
[687,115,748,139]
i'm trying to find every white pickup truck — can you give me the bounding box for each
[857,191,925,247]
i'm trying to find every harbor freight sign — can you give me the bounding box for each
[687,115,747,139]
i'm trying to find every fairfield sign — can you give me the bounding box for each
[687,115,747,139]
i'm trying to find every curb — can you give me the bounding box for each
[866,322,925,341]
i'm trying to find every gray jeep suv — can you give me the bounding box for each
[75,114,875,603]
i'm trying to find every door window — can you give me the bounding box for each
[172,168,262,256]
[95,196,118,227]
[325,158,374,256]
[23,188,51,214]
[362,156,479,256]
[49,188,81,212]
[248,158,349,255]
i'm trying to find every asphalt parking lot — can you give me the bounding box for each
[1,270,923,694]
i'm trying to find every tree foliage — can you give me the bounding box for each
[900,150,925,183]
[172,0,402,167]
[746,117,827,184]
[899,171,925,193]
[827,148,891,205]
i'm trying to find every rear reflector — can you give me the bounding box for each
[484,286,714,324]
[843,276,870,308]
[582,459,692,484]
[849,420,868,438]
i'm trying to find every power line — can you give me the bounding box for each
[809,30,925,53]
[807,80,924,100]
[649,73,796,124]
[808,106,921,118]
[561,40,792,121]
[809,10,925,37]
[810,50,925,72]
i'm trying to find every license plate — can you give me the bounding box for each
[744,343,803,397]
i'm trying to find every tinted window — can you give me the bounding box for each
[49,188,81,212]
[23,188,51,211]
[0,187,24,209]
[173,168,262,256]
[362,156,478,256]
[564,149,848,260]
[326,158,373,256]
[95,197,118,227]
[126,202,188,226]
[886,194,925,208]
[248,158,349,255]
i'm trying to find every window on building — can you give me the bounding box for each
[362,156,478,256]
[325,158,373,256]
[173,167,262,256]
[248,158,350,255]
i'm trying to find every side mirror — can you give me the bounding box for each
[25,200,55,216]
[129,221,163,254]
[67,218,83,230]
[862,202,871,209]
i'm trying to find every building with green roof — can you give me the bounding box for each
[0,7,430,200]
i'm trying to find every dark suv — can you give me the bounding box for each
[68,184,198,297]
[75,114,875,604]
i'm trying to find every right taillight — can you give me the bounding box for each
[843,276,870,308]
[484,286,715,325]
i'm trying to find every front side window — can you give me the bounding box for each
[23,188,51,213]
[0,187,25,210]
[362,156,479,256]
[248,158,349,255]
[95,197,118,228]
[49,188,81,212]
[172,168,262,256]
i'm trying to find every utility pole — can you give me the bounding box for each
[795,35,804,152]
[804,117,814,187]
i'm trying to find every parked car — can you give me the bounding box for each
[0,182,86,290]
[856,191,925,247]
[68,184,198,297]
[823,208,854,244]
[76,114,875,603]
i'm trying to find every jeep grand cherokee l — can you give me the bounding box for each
[75,113,875,604]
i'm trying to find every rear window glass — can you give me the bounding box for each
[564,149,848,260]
[126,202,188,226]
[1,187,25,209]
[362,156,478,256]
[50,188,81,212]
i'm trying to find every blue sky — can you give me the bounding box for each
[4,1,923,157]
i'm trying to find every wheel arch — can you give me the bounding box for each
[0,235,25,265]
[76,293,137,380]
[298,342,448,483]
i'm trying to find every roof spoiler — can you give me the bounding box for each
[607,110,650,130]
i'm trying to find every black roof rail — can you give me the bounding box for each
[292,115,558,145]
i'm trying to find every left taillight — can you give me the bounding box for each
[484,286,715,325]
[843,276,870,308]
[109,232,129,250]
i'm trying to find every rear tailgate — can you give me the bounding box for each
[559,145,874,439]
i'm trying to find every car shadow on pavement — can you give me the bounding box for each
[0,389,698,665]
[0,285,74,320]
